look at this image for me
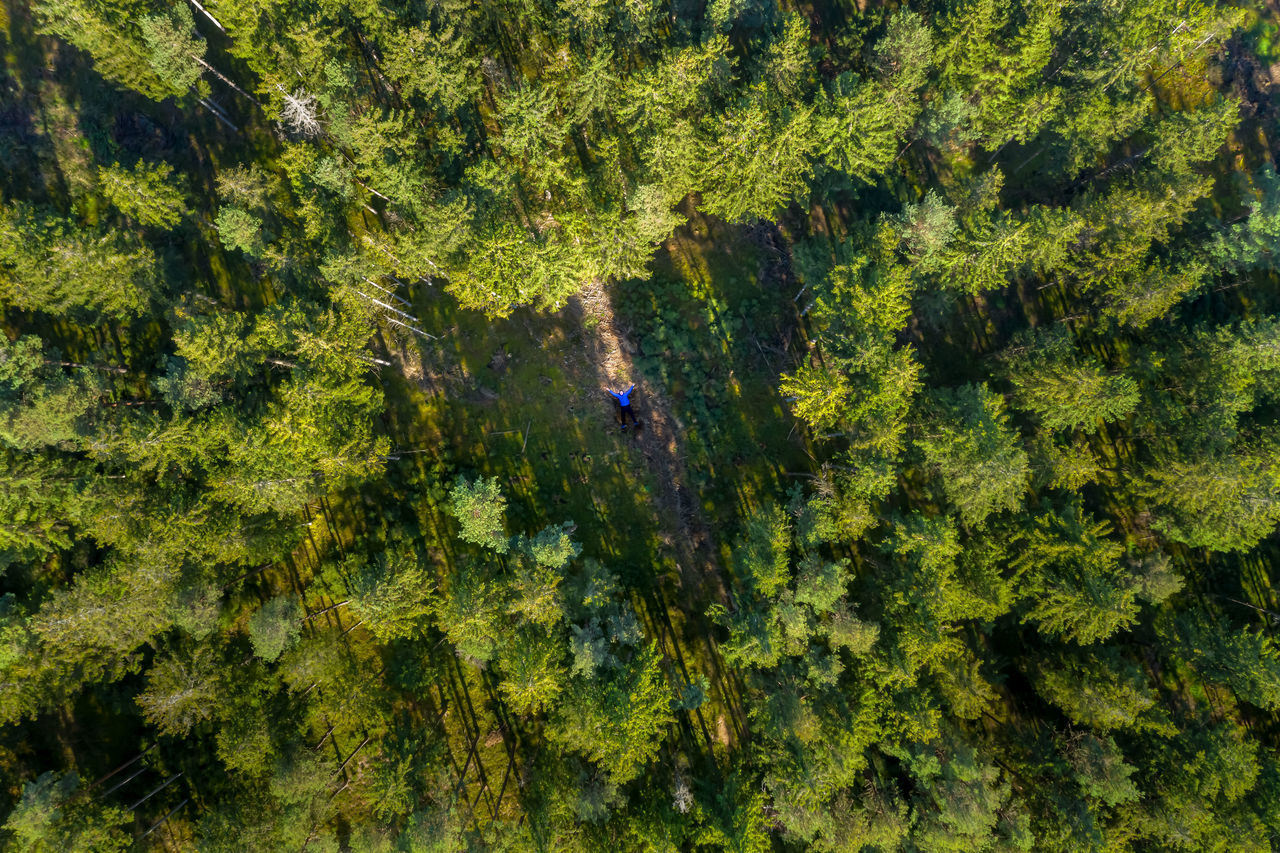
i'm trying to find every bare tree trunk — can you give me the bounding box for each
[303,600,349,621]
[90,744,155,788]
[384,316,438,341]
[185,0,225,31]
[194,56,262,107]
[127,772,183,811]
[352,289,421,325]
[362,277,413,308]
[99,765,147,799]
[140,799,189,839]
[198,98,238,131]
[334,735,371,777]
[312,724,335,751]
[48,360,128,374]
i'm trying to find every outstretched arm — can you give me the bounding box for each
[625,383,635,395]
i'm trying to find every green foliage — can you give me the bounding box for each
[794,557,850,615]
[1065,733,1140,807]
[139,5,205,97]
[1035,648,1164,732]
[0,455,85,564]
[1032,434,1104,491]
[32,0,170,99]
[524,522,582,569]
[1212,165,1280,270]
[98,160,187,228]
[248,595,302,661]
[787,254,922,455]
[1163,614,1280,710]
[550,643,674,784]
[2,772,130,853]
[0,336,106,451]
[3,0,1280,847]
[215,205,265,256]
[816,11,932,184]
[216,701,276,776]
[903,731,1017,851]
[694,772,772,853]
[698,96,817,223]
[779,362,852,434]
[0,204,156,318]
[1144,445,1280,552]
[1002,327,1140,431]
[916,384,1029,525]
[731,503,792,596]
[892,192,959,266]
[506,562,565,628]
[347,550,435,642]
[431,569,505,663]
[136,643,222,735]
[447,476,509,553]
[497,628,567,715]
[1014,502,1141,645]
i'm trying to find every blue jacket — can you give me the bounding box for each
[608,384,635,406]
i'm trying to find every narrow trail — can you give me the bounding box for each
[570,279,726,602]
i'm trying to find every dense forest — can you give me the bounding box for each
[2,0,1280,848]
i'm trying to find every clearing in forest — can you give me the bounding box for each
[371,209,810,734]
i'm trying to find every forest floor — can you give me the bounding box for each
[569,275,721,597]
[370,203,813,753]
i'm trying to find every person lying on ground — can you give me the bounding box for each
[606,383,639,430]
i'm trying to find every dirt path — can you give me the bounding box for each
[570,280,725,600]
[570,280,742,748]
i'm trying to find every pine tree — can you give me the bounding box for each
[3,772,131,853]
[1064,732,1140,808]
[32,0,170,99]
[1161,614,1280,711]
[139,4,206,97]
[0,335,108,452]
[916,384,1030,526]
[697,94,817,223]
[98,160,188,228]
[1014,501,1142,645]
[248,595,303,661]
[1034,648,1166,732]
[1143,444,1280,553]
[447,476,510,553]
[815,10,932,182]
[1001,327,1140,432]
[347,549,436,642]
[550,642,673,785]
[1211,165,1280,271]
[497,627,568,714]
[136,643,223,735]
[0,204,157,319]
